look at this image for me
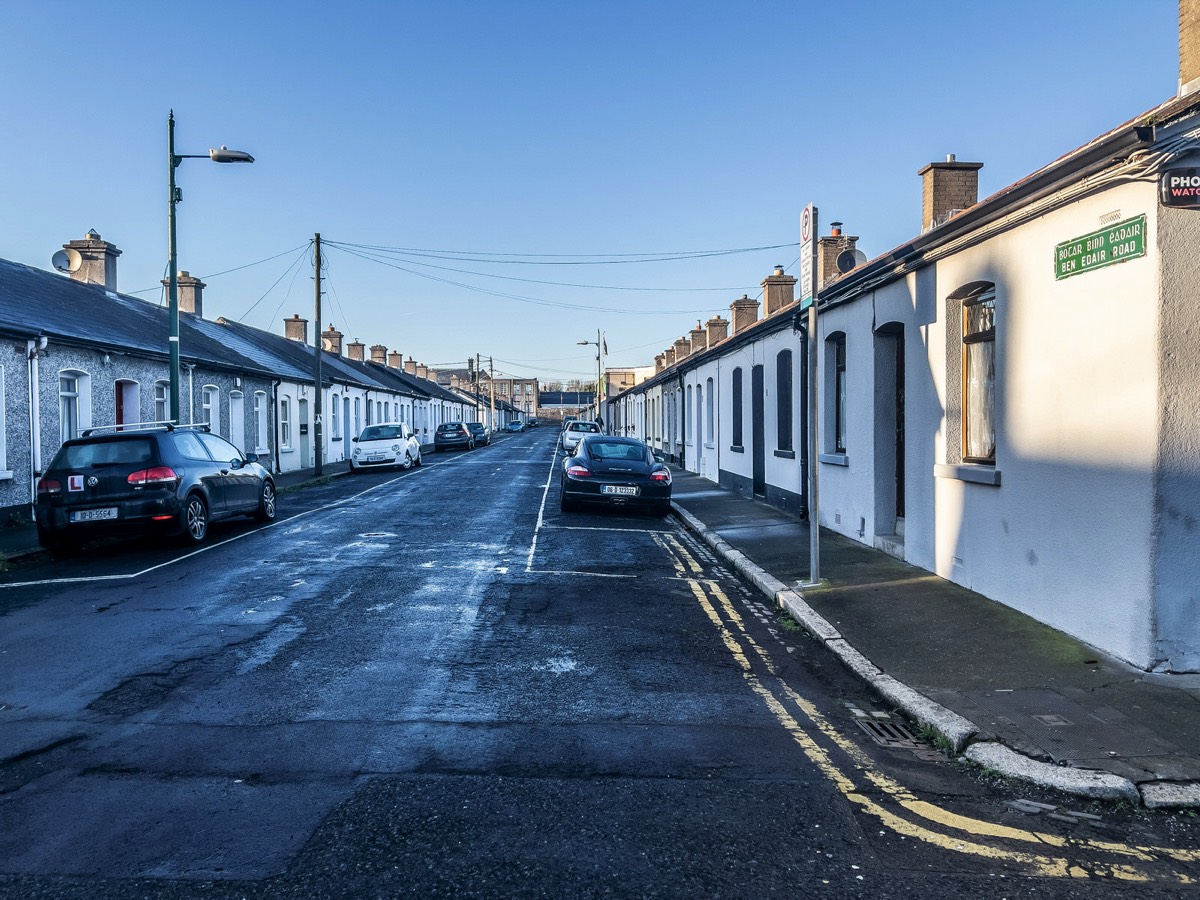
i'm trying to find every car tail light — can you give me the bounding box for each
[566,464,591,477]
[37,478,62,495]
[650,470,671,484]
[128,466,179,486]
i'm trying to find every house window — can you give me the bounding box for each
[331,393,341,439]
[201,385,219,430]
[731,367,743,447]
[776,349,793,452]
[254,391,269,452]
[833,335,847,453]
[154,380,170,423]
[59,371,91,442]
[280,396,292,449]
[963,285,996,463]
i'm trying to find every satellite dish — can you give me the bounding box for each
[322,338,334,351]
[854,249,868,264]
[52,248,82,273]
[835,249,858,274]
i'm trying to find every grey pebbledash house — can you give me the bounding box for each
[0,232,278,523]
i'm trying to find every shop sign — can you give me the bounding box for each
[1054,214,1145,280]
[1161,168,1200,207]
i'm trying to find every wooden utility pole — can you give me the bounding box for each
[489,356,496,427]
[313,233,324,475]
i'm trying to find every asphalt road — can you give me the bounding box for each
[1,428,1199,898]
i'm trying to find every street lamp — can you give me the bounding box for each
[167,110,254,424]
[576,329,603,426]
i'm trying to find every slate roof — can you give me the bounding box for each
[0,258,274,377]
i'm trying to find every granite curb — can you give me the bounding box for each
[667,500,1200,808]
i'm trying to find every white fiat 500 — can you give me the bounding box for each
[350,423,422,472]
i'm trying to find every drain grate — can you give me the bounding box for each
[856,718,926,749]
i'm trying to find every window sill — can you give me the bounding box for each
[773,449,796,460]
[935,463,1001,486]
[0,470,12,482]
[819,452,849,467]
[704,442,714,450]
[729,444,744,454]
[280,447,294,454]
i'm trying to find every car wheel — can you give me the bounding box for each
[179,494,209,544]
[559,486,577,512]
[255,481,277,522]
[401,450,414,470]
[654,501,672,518]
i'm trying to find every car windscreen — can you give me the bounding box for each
[60,438,154,468]
[568,422,599,432]
[586,441,649,462]
[361,426,402,441]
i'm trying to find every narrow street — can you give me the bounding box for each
[1,429,1198,897]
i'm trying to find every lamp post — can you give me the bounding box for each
[576,329,603,426]
[167,111,254,424]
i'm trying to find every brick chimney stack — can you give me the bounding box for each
[416,363,429,379]
[284,314,308,343]
[160,270,206,316]
[321,325,343,355]
[655,353,665,372]
[387,351,403,368]
[761,264,797,316]
[404,358,417,375]
[730,294,760,335]
[370,344,387,364]
[664,347,677,367]
[347,340,366,361]
[673,336,690,362]
[919,155,983,231]
[1183,0,1200,95]
[705,315,730,346]
[688,321,707,355]
[817,223,863,287]
[63,230,121,292]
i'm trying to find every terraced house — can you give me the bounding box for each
[611,6,1200,672]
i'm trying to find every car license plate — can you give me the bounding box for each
[601,485,639,496]
[70,507,118,523]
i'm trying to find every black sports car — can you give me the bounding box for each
[559,435,671,516]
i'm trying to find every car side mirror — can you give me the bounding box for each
[653,453,665,463]
[245,452,259,464]
[352,436,359,443]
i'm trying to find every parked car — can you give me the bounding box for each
[34,423,276,554]
[350,422,422,472]
[561,419,601,453]
[434,422,475,451]
[505,420,525,433]
[561,415,578,432]
[559,435,671,516]
[527,418,540,428]
[466,422,491,446]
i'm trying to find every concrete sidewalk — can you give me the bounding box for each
[667,468,1200,808]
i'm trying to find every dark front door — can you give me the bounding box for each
[751,365,765,497]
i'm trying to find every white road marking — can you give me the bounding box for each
[525,441,562,572]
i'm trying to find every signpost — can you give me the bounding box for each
[1055,215,1146,280]
[801,203,820,587]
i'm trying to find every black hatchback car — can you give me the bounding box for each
[434,422,475,452]
[559,435,672,516]
[35,423,276,554]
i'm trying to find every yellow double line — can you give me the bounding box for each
[653,531,1200,883]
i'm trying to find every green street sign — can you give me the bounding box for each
[1055,214,1146,280]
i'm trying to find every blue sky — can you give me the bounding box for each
[1,1,1180,382]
